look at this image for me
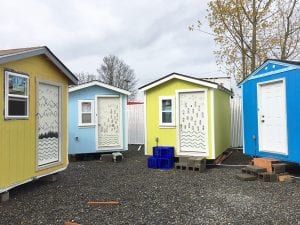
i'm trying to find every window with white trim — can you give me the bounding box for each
[5,71,29,119]
[78,100,94,126]
[159,96,175,127]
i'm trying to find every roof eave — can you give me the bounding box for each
[139,73,219,92]
[69,81,131,95]
[0,47,78,85]
[239,59,300,86]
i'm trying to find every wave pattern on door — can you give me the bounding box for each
[97,97,121,148]
[179,91,208,153]
[38,83,60,166]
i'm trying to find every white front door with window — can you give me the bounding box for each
[37,82,61,167]
[96,96,123,150]
[177,90,208,155]
[257,79,288,154]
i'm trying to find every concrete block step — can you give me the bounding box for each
[242,165,267,175]
[187,164,206,172]
[178,156,190,164]
[0,191,9,202]
[175,162,188,170]
[235,173,257,181]
[258,172,277,182]
[272,163,287,174]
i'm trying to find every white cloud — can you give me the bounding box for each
[0,0,221,88]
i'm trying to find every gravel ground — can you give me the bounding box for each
[0,146,299,225]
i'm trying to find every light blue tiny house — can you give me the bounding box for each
[68,81,130,154]
[241,59,300,164]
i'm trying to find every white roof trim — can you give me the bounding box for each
[139,74,218,92]
[240,60,300,86]
[0,47,78,84]
[69,81,131,95]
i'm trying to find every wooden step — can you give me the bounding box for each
[277,174,295,183]
[253,158,280,173]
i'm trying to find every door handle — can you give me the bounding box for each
[261,120,265,123]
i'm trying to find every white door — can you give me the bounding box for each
[258,79,288,154]
[178,91,208,154]
[97,96,123,150]
[37,82,61,167]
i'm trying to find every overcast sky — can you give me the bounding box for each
[0,0,221,88]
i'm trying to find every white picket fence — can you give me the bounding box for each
[127,103,145,144]
[127,98,243,147]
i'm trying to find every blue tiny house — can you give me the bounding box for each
[68,81,130,154]
[241,59,300,164]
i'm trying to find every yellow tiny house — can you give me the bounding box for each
[140,73,231,160]
[0,46,77,199]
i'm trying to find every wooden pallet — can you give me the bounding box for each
[214,149,233,164]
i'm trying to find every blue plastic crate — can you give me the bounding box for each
[153,146,174,158]
[157,157,174,169]
[147,156,158,169]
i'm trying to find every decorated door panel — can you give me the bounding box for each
[97,96,122,149]
[37,82,61,167]
[178,91,208,153]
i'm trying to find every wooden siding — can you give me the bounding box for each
[214,89,231,158]
[242,61,300,163]
[0,55,69,190]
[145,78,215,158]
[68,86,129,154]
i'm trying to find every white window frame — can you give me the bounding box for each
[5,71,29,119]
[78,100,95,126]
[159,96,175,127]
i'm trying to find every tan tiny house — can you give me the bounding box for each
[0,46,77,200]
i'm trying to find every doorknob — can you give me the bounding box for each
[261,120,265,123]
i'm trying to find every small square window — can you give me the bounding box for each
[5,71,29,119]
[162,111,172,123]
[82,113,92,124]
[162,99,172,111]
[8,97,27,116]
[78,100,94,126]
[159,96,175,127]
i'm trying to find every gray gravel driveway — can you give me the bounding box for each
[0,146,299,225]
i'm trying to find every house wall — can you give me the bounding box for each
[145,79,216,158]
[68,86,128,154]
[243,68,300,163]
[0,55,69,191]
[214,89,231,158]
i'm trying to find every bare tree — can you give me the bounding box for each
[265,0,300,60]
[205,0,273,81]
[192,0,300,82]
[76,72,98,84]
[97,55,138,100]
